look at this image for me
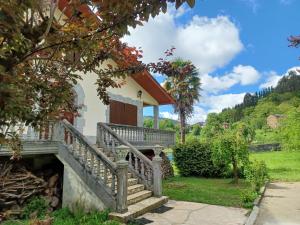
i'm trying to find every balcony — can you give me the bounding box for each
[97,123,176,149]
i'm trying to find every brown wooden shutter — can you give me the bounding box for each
[109,100,137,126]
[124,103,137,126]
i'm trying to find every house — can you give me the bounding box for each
[267,114,285,129]
[0,1,176,222]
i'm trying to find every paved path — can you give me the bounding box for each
[135,200,248,225]
[255,182,300,225]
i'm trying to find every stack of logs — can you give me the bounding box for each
[0,162,62,221]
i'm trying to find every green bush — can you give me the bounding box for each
[240,190,258,208]
[173,139,227,177]
[245,160,269,192]
[22,196,48,219]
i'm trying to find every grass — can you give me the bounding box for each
[251,151,300,181]
[2,208,121,225]
[163,176,251,208]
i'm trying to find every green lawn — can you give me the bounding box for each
[163,177,251,208]
[251,151,300,181]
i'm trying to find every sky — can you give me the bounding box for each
[122,0,300,124]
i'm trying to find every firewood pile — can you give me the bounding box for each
[0,162,62,221]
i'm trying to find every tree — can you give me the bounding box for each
[0,0,195,145]
[158,58,201,143]
[191,124,201,136]
[275,71,300,93]
[212,122,252,183]
[279,108,300,151]
[200,113,223,141]
[143,118,154,128]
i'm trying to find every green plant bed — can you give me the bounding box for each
[163,176,252,208]
[2,208,120,225]
[250,151,300,181]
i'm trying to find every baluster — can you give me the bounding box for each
[141,161,145,179]
[48,123,52,140]
[111,138,115,155]
[83,145,88,165]
[95,158,100,178]
[67,131,71,145]
[27,126,34,140]
[40,126,45,140]
[129,152,132,168]
[104,167,108,184]
[73,137,78,157]
[78,142,83,162]
[90,152,95,174]
[111,174,116,194]
[134,155,138,173]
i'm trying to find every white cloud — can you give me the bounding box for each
[184,93,246,124]
[159,111,178,121]
[259,71,282,89]
[123,12,243,74]
[201,65,260,94]
[259,67,300,89]
[200,93,246,113]
[187,106,207,124]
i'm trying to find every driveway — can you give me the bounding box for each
[135,200,248,225]
[255,182,300,225]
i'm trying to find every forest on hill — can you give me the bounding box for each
[144,69,300,150]
[201,69,300,150]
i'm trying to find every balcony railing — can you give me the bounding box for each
[98,123,176,147]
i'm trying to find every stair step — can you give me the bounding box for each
[107,172,132,182]
[127,184,144,195]
[109,196,169,223]
[127,190,152,205]
[108,178,138,188]
[127,178,138,186]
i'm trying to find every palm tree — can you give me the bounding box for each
[163,59,201,143]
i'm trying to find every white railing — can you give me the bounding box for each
[103,123,176,147]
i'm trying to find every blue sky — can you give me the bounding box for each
[123,0,300,123]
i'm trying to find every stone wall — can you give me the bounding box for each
[61,162,106,212]
[249,143,281,152]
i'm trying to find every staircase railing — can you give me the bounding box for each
[105,123,176,147]
[97,123,163,196]
[58,120,128,212]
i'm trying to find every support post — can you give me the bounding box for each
[153,145,163,197]
[116,145,129,213]
[153,105,159,129]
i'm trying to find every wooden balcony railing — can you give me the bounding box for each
[99,123,176,147]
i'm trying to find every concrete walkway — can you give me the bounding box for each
[135,200,248,225]
[255,182,300,225]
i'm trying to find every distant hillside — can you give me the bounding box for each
[143,116,179,125]
[201,69,300,146]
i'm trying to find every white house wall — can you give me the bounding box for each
[75,60,159,141]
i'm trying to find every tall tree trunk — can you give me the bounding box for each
[179,111,186,144]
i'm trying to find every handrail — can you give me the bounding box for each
[58,120,130,212]
[62,120,117,170]
[97,122,154,189]
[98,122,152,166]
[105,123,175,134]
[105,123,176,147]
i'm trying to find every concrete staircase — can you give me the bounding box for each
[98,147,168,222]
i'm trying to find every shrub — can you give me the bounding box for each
[244,160,269,192]
[22,196,48,219]
[173,139,227,177]
[212,122,251,183]
[240,190,258,208]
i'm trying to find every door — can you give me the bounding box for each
[110,100,137,126]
